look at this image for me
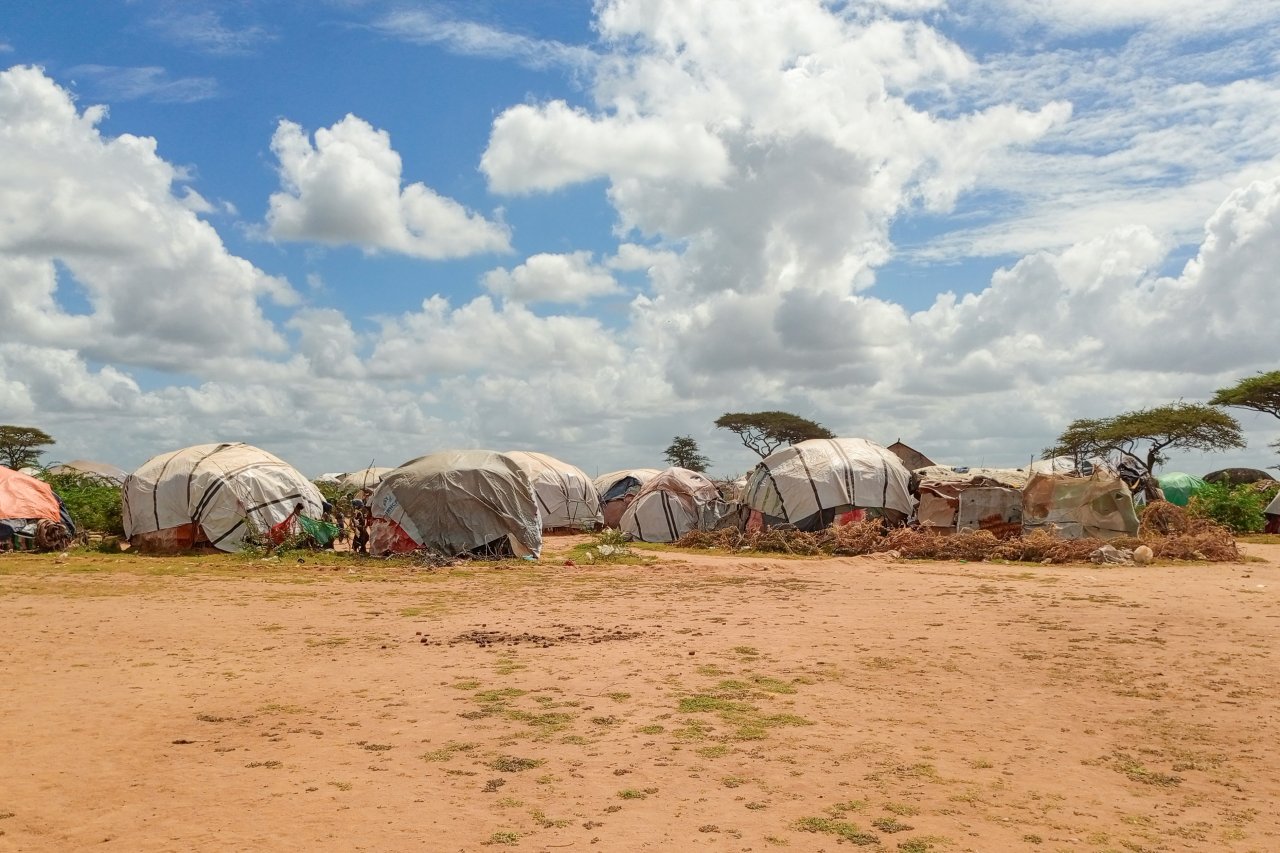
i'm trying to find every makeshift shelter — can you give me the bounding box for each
[46,459,129,484]
[741,438,914,531]
[313,472,345,486]
[1203,468,1275,486]
[887,440,936,472]
[505,451,602,531]
[620,467,726,542]
[1156,472,1208,507]
[914,466,1029,537]
[1266,491,1280,534]
[1022,470,1139,540]
[367,450,541,558]
[0,466,75,551]
[122,443,323,553]
[594,468,662,528]
[337,466,393,495]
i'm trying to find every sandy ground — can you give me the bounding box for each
[2,539,1280,853]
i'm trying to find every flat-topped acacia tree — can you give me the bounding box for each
[1048,402,1245,475]
[714,411,835,459]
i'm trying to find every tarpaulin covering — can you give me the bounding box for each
[742,438,914,531]
[1022,471,1139,540]
[915,467,1028,536]
[506,451,603,530]
[1156,472,1208,507]
[46,459,129,484]
[122,443,323,553]
[337,467,393,494]
[594,468,662,528]
[368,450,541,558]
[0,466,63,522]
[620,467,725,542]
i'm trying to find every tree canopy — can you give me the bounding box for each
[664,435,709,472]
[714,411,835,458]
[0,425,55,470]
[1211,370,1280,419]
[1048,403,1245,474]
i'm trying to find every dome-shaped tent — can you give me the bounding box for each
[122,443,323,553]
[1203,468,1275,486]
[594,468,661,528]
[337,466,393,495]
[1,466,75,551]
[505,451,602,531]
[742,438,914,531]
[46,459,129,485]
[1156,472,1208,507]
[619,467,726,542]
[367,450,541,558]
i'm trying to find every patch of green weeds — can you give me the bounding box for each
[605,691,631,701]
[637,724,664,735]
[697,744,731,757]
[883,803,920,817]
[487,756,545,773]
[1110,753,1182,787]
[451,679,482,690]
[244,760,282,768]
[617,789,647,800]
[486,830,520,845]
[722,775,746,788]
[328,781,351,791]
[421,741,477,762]
[793,817,879,846]
[872,817,913,833]
[358,741,392,751]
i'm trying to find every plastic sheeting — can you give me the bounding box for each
[1156,472,1207,507]
[620,467,725,542]
[123,443,323,553]
[0,466,62,522]
[369,450,542,558]
[594,469,662,528]
[742,438,914,531]
[337,467,393,494]
[506,451,603,530]
[1022,471,1139,540]
[915,467,1028,536]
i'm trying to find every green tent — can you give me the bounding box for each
[1157,472,1207,507]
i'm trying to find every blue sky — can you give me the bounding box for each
[1,0,1278,478]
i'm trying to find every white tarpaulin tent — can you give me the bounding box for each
[368,450,542,558]
[123,443,323,552]
[337,466,393,494]
[594,469,661,528]
[742,438,914,530]
[505,451,603,531]
[620,467,725,542]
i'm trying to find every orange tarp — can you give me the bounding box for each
[0,466,62,521]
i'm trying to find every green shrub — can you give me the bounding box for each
[1187,482,1267,534]
[37,471,124,535]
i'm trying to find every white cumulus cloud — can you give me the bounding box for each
[483,252,622,304]
[267,114,511,259]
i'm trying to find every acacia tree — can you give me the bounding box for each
[1048,403,1244,475]
[664,436,709,472]
[714,411,835,458]
[1212,370,1280,455]
[0,425,55,470]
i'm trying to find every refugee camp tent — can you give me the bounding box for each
[314,472,345,486]
[0,466,75,551]
[1203,468,1275,486]
[367,450,541,558]
[1022,470,1139,540]
[1266,491,1280,534]
[46,459,129,484]
[1156,472,1208,507]
[337,466,393,495]
[914,466,1029,537]
[505,451,602,531]
[594,468,662,528]
[741,438,914,531]
[620,467,726,542]
[122,443,323,553]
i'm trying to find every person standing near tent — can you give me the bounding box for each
[351,499,369,554]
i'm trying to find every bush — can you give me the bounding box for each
[37,470,124,535]
[1187,482,1267,534]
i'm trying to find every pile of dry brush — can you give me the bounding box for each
[676,504,1239,563]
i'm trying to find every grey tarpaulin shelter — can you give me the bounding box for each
[506,451,603,531]
[620,467,725,542]
[368,450,542,558]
